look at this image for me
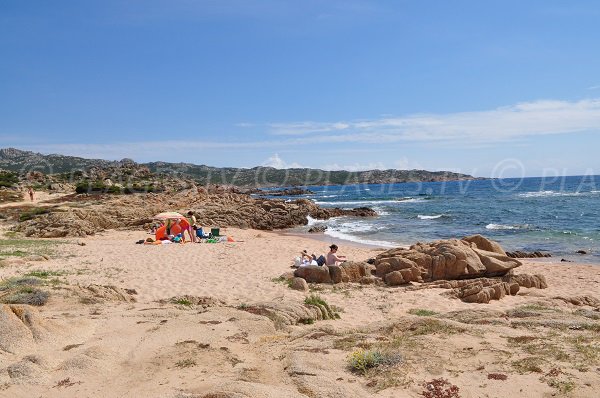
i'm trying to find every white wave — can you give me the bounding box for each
[485,223,530,230]
[329,220,379,233]
[418,214,444,220]
[314,200,394,206]
[318,195,338,198]
[315,198,423,206]
[373,208,390,216]
[518,190,581,198]
[324,229,397,248]
[306,215,318,226]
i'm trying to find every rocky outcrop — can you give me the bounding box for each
[294,265,332,284]
[75,285,138,304]
[506,250,552,258]
[0,305,57,354]
[455,280,519,304]
[290,277,309,292]
[240,300,339,327]
[199,381,308,398]
[13,190,376,238]
[426,273,547,303]
[462,234,506,255]
[553,295,600,308]
[503,273,547,289]
[374,238,521,286]
[253,187,314,197]
[308,225,327,233]
[294,262,374,284]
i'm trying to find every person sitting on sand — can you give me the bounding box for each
[326,244,346,266]
[300,250,318,266]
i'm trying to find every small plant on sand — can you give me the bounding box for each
[512,356,545,374]
[304,294,328,307]
[1,286,49,306]
[0,250,28,258]
[271,276,293,288]
[348,349,383,374]
[304,294,340,320]
[408,319,465,336]
[421,378,461,398]
[348,349,402,374]
[409,309,438,317]
[175,359,197,368]
[172,298,193,306]
[506,335,539,344]
[546,377,575,394]
[23,270,66,279]
[18,207,50,222]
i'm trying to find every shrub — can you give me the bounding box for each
[408,309,438,317]
[304,294,328,307]
[172,297,193,306]
[304,294,340,320]
[19,207,49,222]
[23,270,65,279]
[349,349,384,373]
[0,171,18,188]
[1,287,49,306]
[421,378,461,398]
[175,359,197,368]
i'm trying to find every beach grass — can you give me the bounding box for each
[408,308,438,317]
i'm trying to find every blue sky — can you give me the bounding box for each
[1,0,599,177]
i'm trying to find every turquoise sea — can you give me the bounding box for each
[270,176,600,262]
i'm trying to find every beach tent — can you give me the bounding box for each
[153,212,186,240]
[154,211,186,220]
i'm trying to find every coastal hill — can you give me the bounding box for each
[0,147,479,188]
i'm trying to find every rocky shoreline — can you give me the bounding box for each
[4,187,377,238]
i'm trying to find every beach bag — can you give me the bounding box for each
[294,257,302,268]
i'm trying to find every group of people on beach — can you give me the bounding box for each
[296,244,347,267]
[148,211,210,244]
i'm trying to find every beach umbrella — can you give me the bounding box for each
[153,211,186,220]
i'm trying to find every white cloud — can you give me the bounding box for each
[269,121,350,135]
[18,98,600,165]
[261,154,304,169]
[268,98,600,144]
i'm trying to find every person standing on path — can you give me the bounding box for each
[28,187,34,202]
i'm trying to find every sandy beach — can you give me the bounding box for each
[1,228,599,397]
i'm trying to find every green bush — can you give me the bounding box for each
[0,286,49,306]
[408,308,438,317]
[19,207,50,222]
[0,171,18,187]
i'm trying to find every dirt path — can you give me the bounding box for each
[0,191,72,209]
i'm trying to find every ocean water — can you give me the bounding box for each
[270,176,600,262]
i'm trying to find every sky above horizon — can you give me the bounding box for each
[1,0,600,178]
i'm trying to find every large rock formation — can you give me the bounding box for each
[293,262,375,284]
[374,237,521,286]
[12,189,376,238]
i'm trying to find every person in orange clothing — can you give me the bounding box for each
[178,217,194,243]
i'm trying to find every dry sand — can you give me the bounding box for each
[1,228,599,397]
